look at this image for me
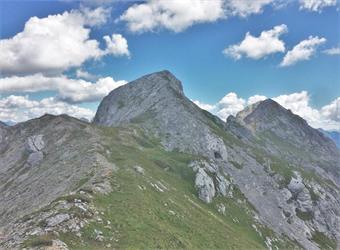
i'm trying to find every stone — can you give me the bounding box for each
[287,173,305,196]
[194,168,215,203]
[216,173,230,197]
[133,165,145,175]
[46,214,70,227]
[217,203,226,215]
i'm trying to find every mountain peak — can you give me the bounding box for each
[234,98,339,163]
[137,70,184,95]
[94,70,228,159]
[236,98,307,128]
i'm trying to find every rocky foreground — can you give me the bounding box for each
[0,71,339,249]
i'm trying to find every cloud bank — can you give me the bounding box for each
[0,7,129,76]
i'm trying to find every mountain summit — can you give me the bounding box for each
[94,70,229,160]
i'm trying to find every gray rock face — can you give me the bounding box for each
[234,99,340,185]
[287,174,305,195]
[93,70,228,161]
[26,134,45,153]
[25,134,45,166]
[194,168,215,203]
[216,172,230,197]
[0,114,113,234]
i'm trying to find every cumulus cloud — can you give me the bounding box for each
[321,97,340,122]
[280,36,326,66]
[247,95,267,105]
[193,91,340,131]
[119,0,280,33]
[223,24,287,60]
[299,0,337,11]
[225,0,274,17]
[323,46,340,55]
[103,34,130,57]
[0,74,126,103]
[0,95,94,123]
[216,92,246,119]
[0,8,129,76]
[76,69,97,81]
[273,91,320,123]
[192,100,216,112]
[119,0,226,33]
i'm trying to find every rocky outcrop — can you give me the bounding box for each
[25,134,45,166]
[0,114,115,245]
[287,173,305,196]
[194,168,215,203]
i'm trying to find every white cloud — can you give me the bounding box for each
[216,92,246,120]
[76,69,97,80]
[103,34,130,57]
[321,97,340,122]
[192,100,216,112]
[193,91,340,131]
[280,36,326,66]
[119,0,280,33]
[119,0,226,33]
[273,91,320,122]
[247,95,267,105]
[225,0,274,17]
[0,74,126,103]
[223,24,287,60]
[0,95,94,123]
[299,0,337,12]
[323,47,340,55]
[0,8,129,76]
[273,91,340,131]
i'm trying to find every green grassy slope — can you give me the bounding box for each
[56,127,296,249]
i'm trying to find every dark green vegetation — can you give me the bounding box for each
[58,127,295,249]
[312,231,337,250]
[23,234,53,248]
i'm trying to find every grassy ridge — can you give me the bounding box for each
[58,127,295,249]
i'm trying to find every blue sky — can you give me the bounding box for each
[0,0,339,130]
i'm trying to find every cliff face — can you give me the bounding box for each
[1,71,339,249]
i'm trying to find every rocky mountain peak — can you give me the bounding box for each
[233,98,339,182]
[94,70,228,160]
[236,98,307,128]
[147,70,184,95]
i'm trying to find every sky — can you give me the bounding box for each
[0,0,339,131]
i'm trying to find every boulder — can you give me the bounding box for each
[287,173,305,196]
[195,168,215,203]
[46,214,70,227]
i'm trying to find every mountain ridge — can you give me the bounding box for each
[1,70,339,249]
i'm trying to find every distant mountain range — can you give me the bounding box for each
[319,129,340,148]
[0,71,339,249]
